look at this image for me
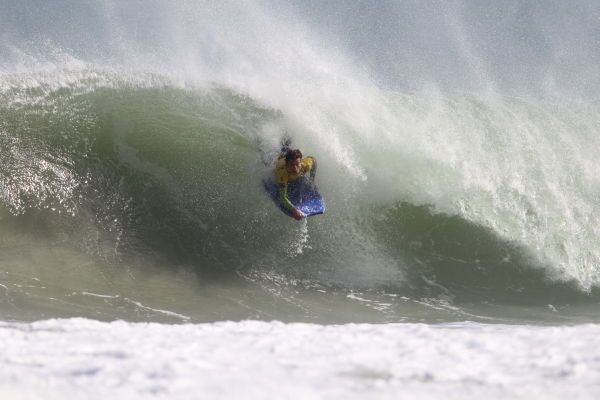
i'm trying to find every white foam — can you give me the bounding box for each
[1,319,599,400]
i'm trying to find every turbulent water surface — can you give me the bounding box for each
[5,1,600,398]
[1,1,600,326]
[0,1,600,323]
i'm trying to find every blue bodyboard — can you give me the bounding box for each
[263,177,325,218]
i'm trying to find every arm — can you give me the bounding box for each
[278,184,305,220]
[308,157,317,181]
[278,184,294,211]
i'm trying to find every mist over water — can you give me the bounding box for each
[1,1,600,323]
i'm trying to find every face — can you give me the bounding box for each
[286,158,302,175]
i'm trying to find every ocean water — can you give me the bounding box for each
[1,1,600,398]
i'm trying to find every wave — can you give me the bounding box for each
[0,69,599,317]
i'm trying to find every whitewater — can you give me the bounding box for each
[3,319,600,400]
[2,0,600,398]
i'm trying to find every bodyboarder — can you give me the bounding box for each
[275,147,317,221]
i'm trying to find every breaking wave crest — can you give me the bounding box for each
[1,70,599,324]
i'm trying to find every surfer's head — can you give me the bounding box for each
[285,149,303,174]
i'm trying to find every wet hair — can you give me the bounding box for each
[285,149,303,164]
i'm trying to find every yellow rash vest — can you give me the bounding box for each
[275,156,316,211]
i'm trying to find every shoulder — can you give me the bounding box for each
[276,157,286,169]
[276,158,287,184]
[301,156,315,169]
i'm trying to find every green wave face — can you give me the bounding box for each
[0,72,599,324]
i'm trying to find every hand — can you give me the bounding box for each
[292,208,305,221]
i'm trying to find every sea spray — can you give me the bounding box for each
[286,219,311,257]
